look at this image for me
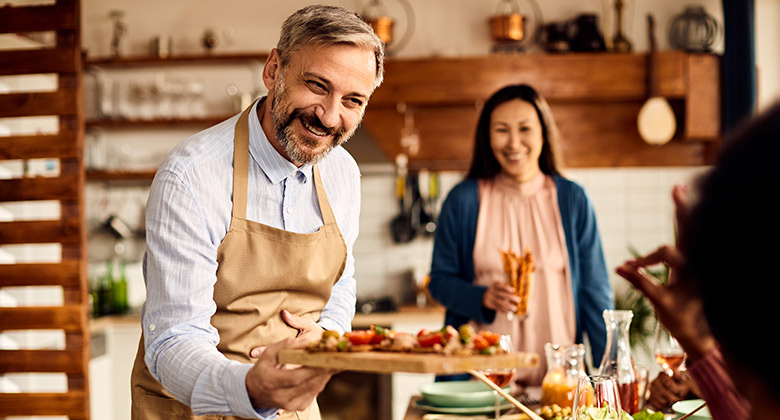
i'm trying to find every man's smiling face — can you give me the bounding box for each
[267,43,377,165]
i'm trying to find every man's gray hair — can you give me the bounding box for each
[277,4,385,89]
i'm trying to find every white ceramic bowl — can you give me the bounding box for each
[672,399,711,420]
[420,381,509,408]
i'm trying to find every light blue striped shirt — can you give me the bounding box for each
[141,99,359,418]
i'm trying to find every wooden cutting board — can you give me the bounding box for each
[278,349,539,374]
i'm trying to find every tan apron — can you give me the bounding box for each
[131,102,348,420]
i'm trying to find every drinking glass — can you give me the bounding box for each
[653,321,686,377]
[572,375,623,420]
[479,335,515,420]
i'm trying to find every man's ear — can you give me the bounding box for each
[262,48,281,91]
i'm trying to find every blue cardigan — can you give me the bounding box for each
[428,176,613,364]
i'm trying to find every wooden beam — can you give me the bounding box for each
[685,53,722,139]
[0,349,84,373]
[370,52,688,107]
[0,48,78,76]
[0,4,77,34]
[0,175,79,202]
[0,218,81,244]
[0,133,80,160]
[0,91,79,118]
[0,305,83,332]
[0,392,86,417]
[0,261,81,287]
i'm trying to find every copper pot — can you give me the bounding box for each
[490,13,525,42]
[365,16,394,45]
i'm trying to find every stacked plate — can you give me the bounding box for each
[672,399,711,420]
[414,381,513,414]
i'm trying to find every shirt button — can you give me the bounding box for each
[149,324,156,332]
[286,207,294,214]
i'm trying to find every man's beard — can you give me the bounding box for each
[270,73,359,165]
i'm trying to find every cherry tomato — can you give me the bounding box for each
[479,330,500,346]
[472,334,489,350]
[345,330,376,345]
[417,331,443,347]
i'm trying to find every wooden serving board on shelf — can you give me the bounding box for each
[277,349,539,374]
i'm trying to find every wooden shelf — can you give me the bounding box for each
[86,169,156,182]
[84,52,269,68]
[86,115,233,129]
[362,51,722,169]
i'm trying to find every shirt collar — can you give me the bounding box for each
[247,97,313,184]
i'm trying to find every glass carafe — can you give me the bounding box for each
[597,310,639,414]
[541,343,587,409]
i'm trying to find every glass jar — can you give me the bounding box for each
[598,310,639,414]
[669,5,720,52]
[541,343,587,409]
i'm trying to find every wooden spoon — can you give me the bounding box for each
[467,369,544,420]
[637,14,676,145]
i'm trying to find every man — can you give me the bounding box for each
[130,5,385,420]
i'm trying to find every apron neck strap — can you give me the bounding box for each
[312,165,336,225]
[232,101,254,220]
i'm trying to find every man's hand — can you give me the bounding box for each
[282,309,324,346]
[245,337,334,412]
[249,310,324,359]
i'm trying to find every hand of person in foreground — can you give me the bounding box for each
[245,336,334,412]
[647,370,695,410]
[482,281,520,314]
[615,185,716,362]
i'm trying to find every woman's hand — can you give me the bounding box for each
[647,370,693,410]
[615,185,716,362]
[482,281,520,314]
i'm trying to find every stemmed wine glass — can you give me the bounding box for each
[572,375,623,420]
[653,320,686,377]
[479,335,515,420]
[653,320,686,415]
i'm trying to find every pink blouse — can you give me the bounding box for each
[472,172,576,386]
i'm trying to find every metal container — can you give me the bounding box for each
[490,13,525,42]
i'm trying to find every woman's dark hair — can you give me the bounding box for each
[680,102,780,396]
[466,84,562,180]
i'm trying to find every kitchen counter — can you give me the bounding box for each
[89,304,446,333]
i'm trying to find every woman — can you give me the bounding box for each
[428,84,613,386]
[615,104,780,420]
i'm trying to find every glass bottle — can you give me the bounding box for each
[113,259,129,314]
[541,343,587,409]
[98,259,114,316]
[597,309,639,414]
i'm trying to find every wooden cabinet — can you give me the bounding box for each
[362,51,722,171]
[83,52,268,181]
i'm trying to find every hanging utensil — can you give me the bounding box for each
[637,14,677,145]
[417,169,435,236]
[390,154,416,243]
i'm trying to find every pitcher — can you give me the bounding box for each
[597,310,639,414]
[541,343,587,409]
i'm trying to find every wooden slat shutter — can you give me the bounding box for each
[0,1,90,419]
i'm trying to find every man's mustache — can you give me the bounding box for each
[287,109,343,138]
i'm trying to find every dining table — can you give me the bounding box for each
[403,395,541,420]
